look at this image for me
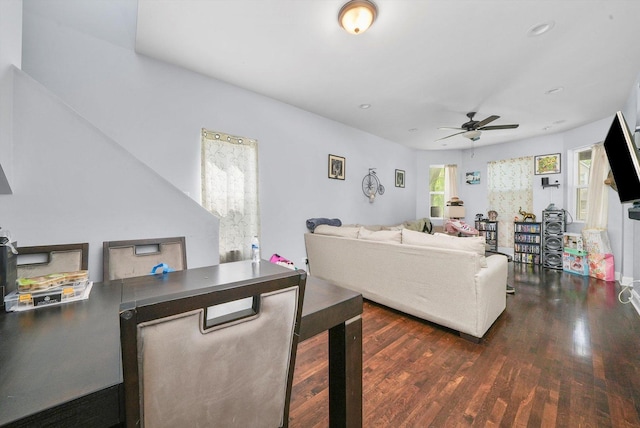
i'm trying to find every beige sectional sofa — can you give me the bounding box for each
[304,225,508,341]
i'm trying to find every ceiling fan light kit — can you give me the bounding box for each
[463,130,482,141]
[339,0,377,35]
[437,112,519,142]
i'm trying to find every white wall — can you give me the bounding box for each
[21,0,417,267]
[3,69,219,281]
[0,0,22,194]
[459,134,566,224]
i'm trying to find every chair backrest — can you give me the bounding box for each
[103,237,186,281]
[16,243,89,278]
[119,267,306,428]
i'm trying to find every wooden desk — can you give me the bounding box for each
[0,262,363,428]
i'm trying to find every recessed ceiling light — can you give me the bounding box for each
[545,87,564,95]
[542,126,552,131]
[359,103,371,109]
[528,21,555,37]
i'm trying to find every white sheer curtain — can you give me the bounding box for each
[487,156,533,248]
[201,129,260,263]
[444,164,458,203]
[584,143,609,229]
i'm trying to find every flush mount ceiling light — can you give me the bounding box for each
[339,0,377,35]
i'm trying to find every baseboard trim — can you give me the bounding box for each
[631,289,640,317]
[621,276,634,286]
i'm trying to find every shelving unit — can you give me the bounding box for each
[513,222,542,264]
[475,220,498,252]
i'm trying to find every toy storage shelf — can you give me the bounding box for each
[475,220,498,252]
[513,222,542,265]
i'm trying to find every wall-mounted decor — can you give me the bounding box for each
[328,154,345,180]
[395,169,405,188]
[465,171,480,184]
[534,153,561,175]
[362,168,384,202]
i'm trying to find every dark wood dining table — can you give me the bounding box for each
[0,261,363,428]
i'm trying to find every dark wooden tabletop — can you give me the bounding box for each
[0,261,362,427]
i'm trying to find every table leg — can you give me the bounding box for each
[328,315,362,428]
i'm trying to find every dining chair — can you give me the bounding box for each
[103,237,186,281]
[119,268,307,428]
[16,243,89,278]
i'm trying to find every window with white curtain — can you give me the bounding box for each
[487,157,533,249]
[429,165,445,218]
[568,146,593,222]
[201,129,260,263]
[429,165,458,218]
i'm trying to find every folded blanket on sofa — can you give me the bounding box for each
[306,218,342,232]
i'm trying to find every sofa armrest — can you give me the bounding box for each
[474,254,508,335]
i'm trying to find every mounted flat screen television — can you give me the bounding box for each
[602,111,640,204]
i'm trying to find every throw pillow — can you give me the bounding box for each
[402,229,487,267]
[358,227,402,243]
[313,225,360,238]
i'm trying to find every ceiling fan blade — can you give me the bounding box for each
[474,115,500,128]
[436,131,465,141]
[480,124,520,130]
[438,127,465,131]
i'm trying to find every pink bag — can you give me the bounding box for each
[587,252,615,281]
[269,253,297,270]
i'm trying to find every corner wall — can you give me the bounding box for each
[3,69,219,281]
[21,1,417,267]
[0,0,22,194]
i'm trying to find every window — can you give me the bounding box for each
[429,166,445,218]
[487,157,533,248]
[201,129,260,263]
[574,147,592,222]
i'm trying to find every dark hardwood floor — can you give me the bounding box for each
[289,263,640,427]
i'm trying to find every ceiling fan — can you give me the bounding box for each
[437,112,519,141]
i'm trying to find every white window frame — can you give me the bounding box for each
[567,145,593,223]
[429,165,445,219]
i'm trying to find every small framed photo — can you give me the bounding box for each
[466,171,480,184]
[395,169,405,188]
[535,153,561,175]
[328,154,345,180]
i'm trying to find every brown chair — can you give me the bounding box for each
[103,237,186,281]
[119,267,307,428]
[16,243,89,278]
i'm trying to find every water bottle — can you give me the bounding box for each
[251,236,260,263]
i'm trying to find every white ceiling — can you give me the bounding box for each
[135,0,640,151]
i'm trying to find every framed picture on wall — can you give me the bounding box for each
[534,153,561,175]
[328,154,345,180]
[395,169,405,188]
[466,171,480,184]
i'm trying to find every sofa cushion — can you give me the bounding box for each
[403,218,433,233]
[358,227,402,243]
[402,229,487,267]
[313,225,360,238]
